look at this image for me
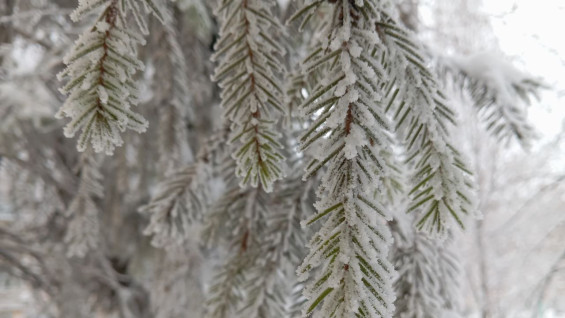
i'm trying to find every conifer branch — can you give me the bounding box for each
[437,52,545,147]
[239,173,315,317]
[290,1,400,317]
[140,132,227,249]
[377,11,477,237]
[393,225,462,318]
[57,1,147,155]
[204,185,267,317]
[64,153,103,258]
[139,164,207,247]
[212,0,287,192]
[57,0,169,155]
[206,250,248,318]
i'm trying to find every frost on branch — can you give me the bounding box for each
[393,218,462,318]
[57,2,146,155]
[439,51,545,147]
[203,186,266,318]
[64,196,100,258]
[290,1,402,317]
[212,0,286,192]
[71,0,169,34]
[58,0,169,155]
[205,251,248,318]
[203,143,289,317]
[376,12,478,237]
[139,132,227,249]
[239,170,316,318]
[139,165,207,248]
[64,154,103,258]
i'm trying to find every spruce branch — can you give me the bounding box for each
[139,132,227,249]
[57,0,169,155]
[377,11,478,237]
[64,152,103,258]
[393,223,462,318]
[437,51,545,147]
[139,164,207,248]
[290,1,400,317]
[57,1,147,155]
[205,250,249,318]
[212,0,287,192]
[204,185,267,318]
[239,172,316,317]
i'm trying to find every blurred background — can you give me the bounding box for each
[0,0,564,317]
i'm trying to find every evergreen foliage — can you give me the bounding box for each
[392,218,461,318]
[438,51,545,146]
[288,1,475,316]
[290,1,399,316]
[139,131,225,248]
[0,0,554,317]
[64,153,103,257]
[212,0,287,192]
[238,169,315,318]
[56,0,168,155]
[373,13,476,236]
